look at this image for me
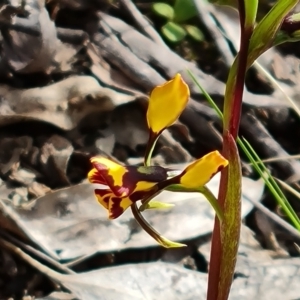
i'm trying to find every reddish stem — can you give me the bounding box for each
[207,1,252,299]
[229,1,251,139]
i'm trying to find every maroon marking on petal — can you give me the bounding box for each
[95,189,111,197]
[129,186,161,206]
[109,197,125,219]
[129,191,145,202]
[137,166,168,182]
[91,160,109,172]
[91,162,110,180]
[92,161,127,197]
[112,185,129,197]
[158,173,181,190]
[122,166,168,192]
[92,159,168,198]
[109,186,160,218]
[209,165,225,180]
[89,170,107,185]
[94,189,111,208]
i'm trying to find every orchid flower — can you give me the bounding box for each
[88,74,228,247]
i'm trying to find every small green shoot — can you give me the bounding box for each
[152,0,204,42]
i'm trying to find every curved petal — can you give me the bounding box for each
[176,151,228,188]
[147,73,190,134]
[91,157,130,197]
[88,168,107,185]
[94,187,160,219]
[94,189,132,218]
[108,195,133,219]
[91,157,168,197]
[94,189,111,209]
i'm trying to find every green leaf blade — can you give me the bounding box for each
[244,0,258,27]
[248,0,298,67]
[173,0,197,23]
[185,25,204,41]
[152,3,174,20]
[161,21,186,42]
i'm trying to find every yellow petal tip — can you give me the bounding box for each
[179,150,229,189]
[158,236,187,248]
[140,201,175,211]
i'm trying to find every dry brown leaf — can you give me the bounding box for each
[38,135,73,187]
[1,0,58,74]
[0,173,262,260]
[0,76,135,130]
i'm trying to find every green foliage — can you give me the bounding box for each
[240,140,300,230]
[173,0,197,22]
[152,0,204,43]
[248,0,298,67]
[184,25,205,41]
[162,21,186,42]
[244,0,258,27]
[274,12,300,46]
[189,70,300,232]
[207,0,237,6]
[274,29,300,45]
[152,3,174,20]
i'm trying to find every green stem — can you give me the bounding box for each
[144,132,159,166]
[166,185,224,222]
[139,190,161,211]
[130,204,185,248]
[134,138,187,248]
[200,186,224,223]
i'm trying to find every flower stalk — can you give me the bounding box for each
[207,1,254,299]
[88,74,228,247]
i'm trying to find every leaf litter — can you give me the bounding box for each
[0,0,299,299]
[0,173,263,260]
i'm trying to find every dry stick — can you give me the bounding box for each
[0,17,40,36]
[63,253,94,268]
[247,154,300,164]
[118,0,166,46]
[0,231,76,275]
[193,0,234,65]
[0,238,67,281]
[253,59,300,117]
[56,27,88,44]
[241,113,300,180]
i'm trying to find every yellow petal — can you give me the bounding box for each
[91,156,132,198]
[147,73,190,134]
[94,189,133,219]
[88,168,106,185]
[134,181,157,192]
[179,151,228,188]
